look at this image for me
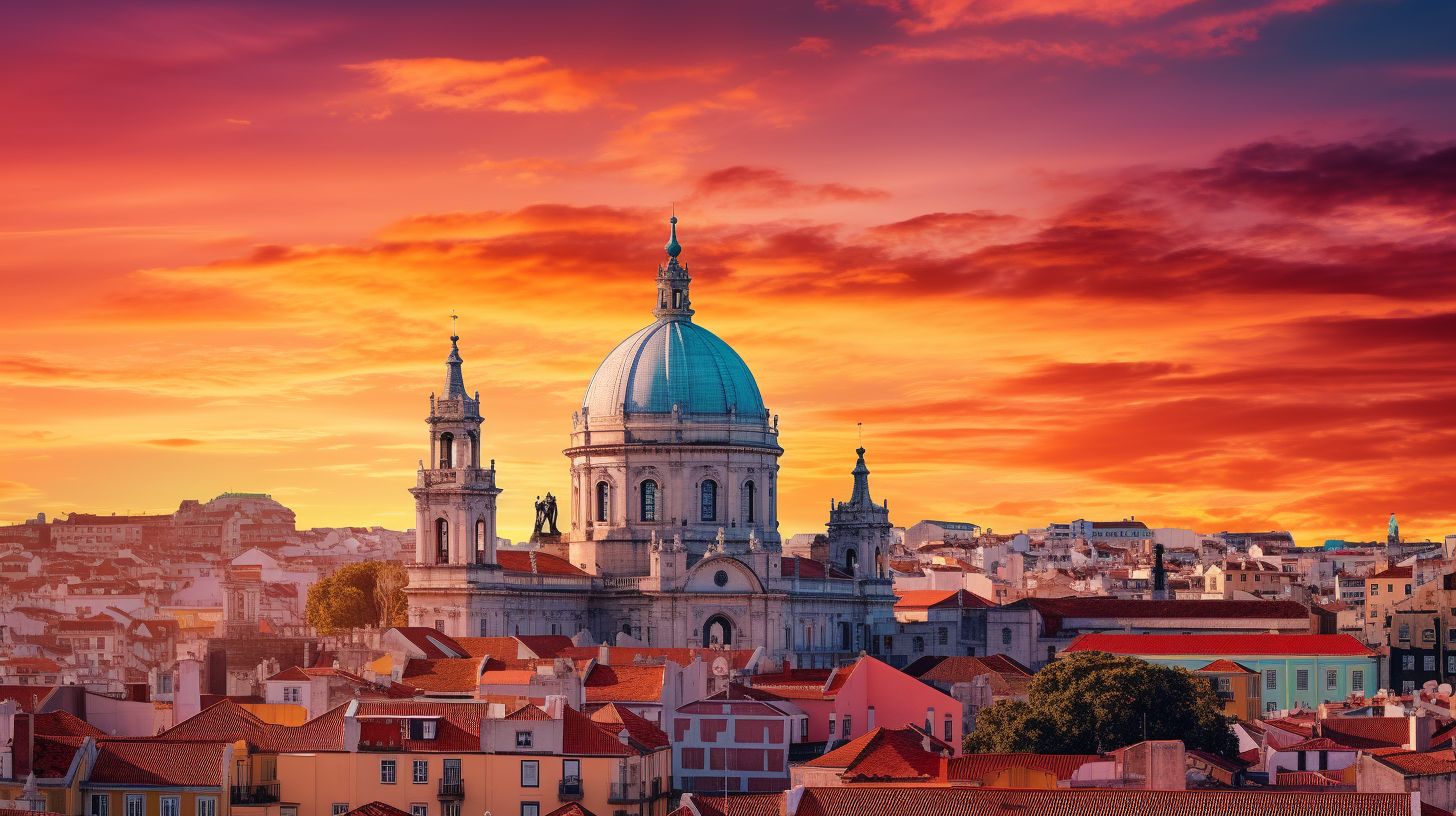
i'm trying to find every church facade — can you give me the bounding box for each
[404,218,897,667]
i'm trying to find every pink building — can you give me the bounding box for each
[746,656,962,755]
[672,684,806,793]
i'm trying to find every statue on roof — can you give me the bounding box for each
[1388,513,1400,546]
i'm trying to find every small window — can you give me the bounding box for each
[1217,677,1231,693]
[799,717,808,741]
[380,759,397,784]
[1399,624,1411,640]
[944,714,954,741]
[1403,655,1415,670]
[640,480,658,522]
[421,720,437,740]
[332,806,349,816]
[843,714,853,736]
[1352,670,1364,692]
[1001,627,1012,646]
[161,798,179,816]
[522,805,540,816]
[595,482,610,523]
[125,797,144,816]
[1424,629,1437,643]
[1426,655,1437,671]
[516,730,533,748]
[91,795,110,816]
[1296,669,1309,691]
[283,686,301,703]
[195,800,215,816]
[521,759,539,787]
[410,806,427,816]
[1371,584,1380,596]
[413,759,428,784]
[912,636,925,653]
[1265,670,1277,690]
[937,627,948,645]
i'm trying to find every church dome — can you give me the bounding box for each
[583,318,765,419]
[582,217,766,420]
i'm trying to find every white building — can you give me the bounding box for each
[404,218,898,667]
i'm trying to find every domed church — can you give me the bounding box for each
[404,218,897,667]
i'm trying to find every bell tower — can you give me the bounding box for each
[410,322,501,567]
[826,446,893,579]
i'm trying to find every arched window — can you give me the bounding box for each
[475,519,487,564]
[467,431,479,468]
[839,622,851,651]
[845,549,858,576]
[742,480,756,524]
[700,480,717,522]
[640,480,658,522]
[435,518,449,563]
[438,433,454,468]
[595,482,610,523]
[874,547,882,578]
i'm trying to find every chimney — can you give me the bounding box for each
[597,644,611,666]
[543,695,565,720]
[1410,711,1436,751]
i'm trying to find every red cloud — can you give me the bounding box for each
[693,166,889,206]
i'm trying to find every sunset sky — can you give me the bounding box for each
[3,1,1454,545]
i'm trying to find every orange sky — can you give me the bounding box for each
[2,1,1455,545]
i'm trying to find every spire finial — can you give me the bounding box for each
[665,214,682,259]
[450,310,458,340]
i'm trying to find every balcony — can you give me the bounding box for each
[231,783,280,806]
[608,782,644,803]
[437,779,464,799]
[558,777,583,800]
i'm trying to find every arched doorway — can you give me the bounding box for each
[703,614,733,647]
[845,549,858,576]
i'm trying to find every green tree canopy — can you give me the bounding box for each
[305,561,409,634]
[964,651,1237,757]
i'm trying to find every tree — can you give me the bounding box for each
[964,651,1238,757]
[305,561,409,634]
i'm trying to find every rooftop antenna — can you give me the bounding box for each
[450,310,458,337]
[857,422,863,446]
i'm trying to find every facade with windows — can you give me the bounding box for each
[404,220,897,668]
[1385,572,1456,693]
[82,740,232,816]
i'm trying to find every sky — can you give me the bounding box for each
[2,0,1455,545]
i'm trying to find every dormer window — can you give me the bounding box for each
[407,719,439,740]
[516,730,533,748]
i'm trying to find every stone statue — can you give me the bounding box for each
[1389,512,1400,545]
[543,492,560,536]
[533,495,546,536]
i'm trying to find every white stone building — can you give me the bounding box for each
[405,218,898,667]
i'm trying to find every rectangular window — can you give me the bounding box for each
[520,760,539,788]
[160,798,179,816]
[521,805,540,816]
[91,795,109,816]
[1371,585,1379,595]
[1449,656,1456,673]
[842,715,853,737]
[421,720,437,739]
[195,800,215,816]
[1352,670,1364,692]
[1265,670,1277,690]
[1265,701,1277,712]
[125,797,144,816]
[283,686,301,703]
[1296,669,1309,691]
[516,730,533,748]
[410,806,427,816]
[944,714,954,741]
[413,759,428,784]
[381,759,397,784]
[332,806,349,816]
[799,717,808,741]
[1425,655,1437,671]
[563,758,580,783]
[1326,669,1338,690]
[1403,655,1415,670]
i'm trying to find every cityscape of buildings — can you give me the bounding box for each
[1,222,1454,816]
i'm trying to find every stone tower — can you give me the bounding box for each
[826,447,893,578]
[410,332,501,566]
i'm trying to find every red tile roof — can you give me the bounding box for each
[1319,717,1410,749]
[1281,737,1358,752]
[1197,659,1258,673]
[1371,566,1414,579]
[266,666,312,682]
[748,667,836,700]
[562,706,634,756]
[34,710,105,737]
[590,703,670,751]
[559,646,757,670]
[543,806,600,816]
[0,685,58,712]
[786,786,1417,816]
[1275,770,1347,787]
[496,550,589,577]
[89,739,228,787]
[343,803,412,816]
[1018,597,1312,635]
[894,589,995,610]
[948,752,1104,783]
[805,727,945,781]
[401,657,482,693]
[1063,633,1375,657]
[159,699,345,752]
[390,627,468,659]
[1368,747,1456,777]
[583,664,665,703]
[29,735,87,778]
[670,793,782,816]
[780,556,851,580]
[516,635,575,658]
[353,700,486,752]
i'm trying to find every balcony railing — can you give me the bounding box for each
[558,777,583,800]
[231,783,280,805]
[438,779,464,798]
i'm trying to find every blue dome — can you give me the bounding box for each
[583,319,766,418]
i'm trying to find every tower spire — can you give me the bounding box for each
[653,214,693,321]
[849,445,872,506]
[444,315,467,399]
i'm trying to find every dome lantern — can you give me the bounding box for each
[653,215,693,321]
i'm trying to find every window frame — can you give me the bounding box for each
[700,479,718,522]
[195,799,216,816]
[160,797,179,816]
[380,758,397,784]
[412,759,429,784]
[125,795,144,816]
[520,759,540,788]
[91,794,110,816]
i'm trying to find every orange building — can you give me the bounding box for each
[1194,659,1262,721]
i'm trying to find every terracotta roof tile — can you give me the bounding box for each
[34,710,105,737]
[343,803,412,816]
[584,664,664,704]
[1281,737,1357,752]
[1197,659,1258,673]
[788,786,1417,815]
[894,589,995,610]
[89,739,227,787]
[562,706,633,756]
[670,793,782,816]
[543,805,600,816]
[1319,717,1410,749]
[1064,633,1374,657]
[948,752,1104,783]
[390,627,468,659]
[266,666,312,682]
[806,727,944,781]
[401,657,481,693]
[1369,747,1456,777]
[590,703,670,751]
[1019,597,1312,635]
[496,550,589,577]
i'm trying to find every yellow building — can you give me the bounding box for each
[277,700,671,816]
[1194,659,1262,722]
[81,739,233,816]
[1365,565,1414,644]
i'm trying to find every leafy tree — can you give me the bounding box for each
[964,651,1237,757]
[305,561,409,634]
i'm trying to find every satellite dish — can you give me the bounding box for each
[712,657,729,676]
